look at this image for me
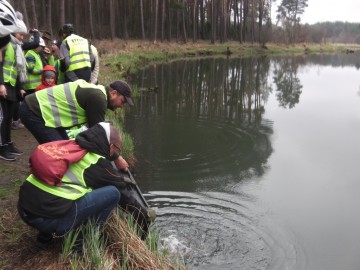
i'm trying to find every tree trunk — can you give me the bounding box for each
[46,0,52,35]
[199,0,205,39]
[41,0,46,29]
[19,1,29,29]
[154,0,158,42]
[30,0,38,28]
[123,0,129,40]
[57,0,64,29]
[243,0,248,41]
[88,0,95,39]
[251,0,255,43]
[211,0,215,44]
[258,0,264,42]
[192,0,197,42]
[239,0,243,43]
[140,0,145,40]
[181,0,187,43]
[161,0,165,42]
[167,0,171,41]
[109,0,115,39]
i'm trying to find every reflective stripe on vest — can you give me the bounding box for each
[23,50,43,90]
[35,79,106,128]
[3,43,17,86]
[26,152,102,200]
[64,34,91,71]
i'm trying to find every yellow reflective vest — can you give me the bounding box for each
[24,50,43,91]
[3,43,17,86]
[64,34,91,72]
[54,59,65,84]
[35,79,106,128]
[26,152,102,200]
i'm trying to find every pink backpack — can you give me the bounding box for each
[29,140,87,186]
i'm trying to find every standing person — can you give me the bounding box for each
[19,79,133,144]
[51,39,64,84]
[0,11,28,161]
[59,24,93,82]
[35,65,56,91]
[90,44,99,84]
[23,37,46,95]
[11,28,41,130]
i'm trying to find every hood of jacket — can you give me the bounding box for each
[40,65,57,87]
[75,122,112,159]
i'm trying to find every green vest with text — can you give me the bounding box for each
[35,79,106,128]
[3,43,17,86]
[23,50,43,90]
[26,152,102,200]
[64,34,91,72]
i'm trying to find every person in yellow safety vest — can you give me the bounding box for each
[23,37,46,95]
[18,122,125,248]
[51,39,65,84]
[59,23,93,82]
[19,79,134,146]
[0,11,28,161]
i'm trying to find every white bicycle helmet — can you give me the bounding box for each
[0,0,24,36]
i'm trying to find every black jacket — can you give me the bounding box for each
[18,123,127,218]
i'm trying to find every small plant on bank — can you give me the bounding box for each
[60,209,184,270]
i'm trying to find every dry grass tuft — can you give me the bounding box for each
[105,212,175,270]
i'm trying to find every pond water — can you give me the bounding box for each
[124,53,360,270]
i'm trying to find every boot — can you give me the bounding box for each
[0,145,16,161]
[6,142,23,156]
[36,232,53,249]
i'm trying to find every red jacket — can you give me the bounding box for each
[35,65,57,91]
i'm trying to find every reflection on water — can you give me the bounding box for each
[125,52,360,269]
[127,57,274,192]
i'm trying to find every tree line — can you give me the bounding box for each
[9,0,360,44]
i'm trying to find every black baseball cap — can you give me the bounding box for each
[109,80,134,106]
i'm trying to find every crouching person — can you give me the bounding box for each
[17,122,148,248]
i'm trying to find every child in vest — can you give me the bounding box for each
[35,65,57,91]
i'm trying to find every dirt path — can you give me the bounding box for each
[0,128,37,185]
[0,128,67,269]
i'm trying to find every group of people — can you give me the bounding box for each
[0,0,151,250]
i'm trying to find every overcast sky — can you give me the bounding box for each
[272,0,360,24]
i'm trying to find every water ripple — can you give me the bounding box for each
[146,191,307,270]
[129,115,273,192]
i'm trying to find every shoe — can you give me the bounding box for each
[11,120,24,130]
[6,142,23,156]
[36,232,53,249]
[0,145,16,161]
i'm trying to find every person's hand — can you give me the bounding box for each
[19,89,26,98]
[114,156,129,171]
[0,84,7,97]
[66,125,88,139]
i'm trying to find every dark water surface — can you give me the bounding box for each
[125,53,360,270]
